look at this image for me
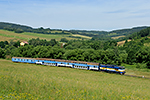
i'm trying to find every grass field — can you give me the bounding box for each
[144,43,150,47]
[0,59,150,100]
[117,39,131,46]
[72,34,92,39]
[111,35,126,39]
[0,30,91,42]
[122,63,150,78]
[107,33,117,36]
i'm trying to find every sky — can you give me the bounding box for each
[0,0,150,31]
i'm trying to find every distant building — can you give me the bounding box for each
[61,43,66,48]
[20,41,29,46]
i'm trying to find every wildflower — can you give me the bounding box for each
[122,97,125,99]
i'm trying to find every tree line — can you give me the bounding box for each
[0,36,150,69]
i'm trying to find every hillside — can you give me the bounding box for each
[109,26,148,36]
[117,27,150,46]
[67,26,148,39]
[0,29,92,42]
[0,22,149,40]
[0,59,150,99]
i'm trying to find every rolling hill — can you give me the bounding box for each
[0,29,91,42]
[0,22,149,41]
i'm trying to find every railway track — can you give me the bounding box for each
[124,74,150,79]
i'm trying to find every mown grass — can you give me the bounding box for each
[21,32,68,41]
[72,34,92,39]
[0,59,150,100]
[117,39,131,46]
[0,30,68,41]
[111,35,125,39]
[0,33,28,40]
[0,30,91,42]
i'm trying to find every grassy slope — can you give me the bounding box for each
[117,36,150,46]
[122,63,150,78]
[0,59,150,100]
[0,30,91,42]
[117,39,131,46]
[111,35,126,39]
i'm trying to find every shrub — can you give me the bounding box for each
[136,63,147,69]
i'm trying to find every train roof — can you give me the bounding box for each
[100,64,125,68]
[12,57,125,68]
[12,57,99,65]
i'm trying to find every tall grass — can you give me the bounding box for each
[0,59,150,99]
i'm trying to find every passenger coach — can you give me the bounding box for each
[12,57,125,75]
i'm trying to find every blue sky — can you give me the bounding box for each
[0,0,150,31]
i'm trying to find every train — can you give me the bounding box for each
[12,57,126,75]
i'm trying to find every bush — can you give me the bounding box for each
[15,28,24,33]
[60,38,68,43]
[5,55,11,60]
[0,48,5,58]
[136,63,147,69]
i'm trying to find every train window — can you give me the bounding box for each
[14,59,16,60]
[27,59,28,61]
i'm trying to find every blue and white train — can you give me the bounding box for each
[12,57,126,75]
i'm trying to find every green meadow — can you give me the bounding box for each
[0,59,150,100]
[0,30,91,42]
